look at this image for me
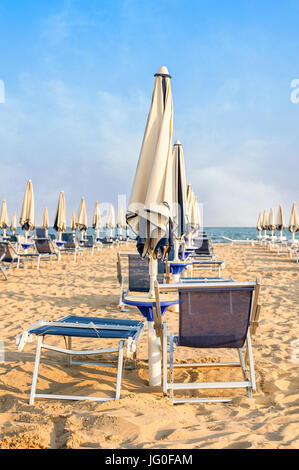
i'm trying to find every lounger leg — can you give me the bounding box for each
[29,336,43,405]
[115,341,124,400]
[246,331,256,392]
[0,265,8,280]
[67,337,72,367]
[162,323,168,395]
[238,348,252,398]
[169,333,174,400]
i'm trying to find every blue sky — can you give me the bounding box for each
[0,0,298,226]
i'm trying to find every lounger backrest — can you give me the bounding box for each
[85,235,94,247]
[128,255,164,292]
[36,227,46,238]
[0,242,15,262]
[35,238,54,254]
[61,232,76,248]
[194,238,211,254]
[178,286,254,349]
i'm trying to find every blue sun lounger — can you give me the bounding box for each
[17,315,144,404]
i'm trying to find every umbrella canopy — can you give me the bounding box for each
[92,201,101,230]
[0,200,9,229]
[71,212,77,232]
[20,179,35,231]
[268,208,276,232]
[276,204,284,231]
[289,202,299,234]
[42,208,49,230]
[53,191,66,233]
[116,206,125,229]
[10,212,17,233]
[126,65,174,260]
[256,213,263,231]
[262,210,268,231]
[171,141,187,240]
[106,204,115,229]
[77,197,88,232]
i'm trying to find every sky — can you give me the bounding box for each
[0,0,298,226]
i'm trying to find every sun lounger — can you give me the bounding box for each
[188,260,225,278]
[153,279,261,404]
[117,252,165,310]
[0,241,41,278]
[16,315,144,404]
[60,232,83,261]
[34,237,58,264]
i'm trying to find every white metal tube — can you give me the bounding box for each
[147,321,161,387]
[173,239,180,262]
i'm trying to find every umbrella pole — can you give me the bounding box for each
[173,238,180,262]
[148,257,161,387]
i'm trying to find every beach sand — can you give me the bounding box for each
[0,242,298,449]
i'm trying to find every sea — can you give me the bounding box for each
[6,226,296,243]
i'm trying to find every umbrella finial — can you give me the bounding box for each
[155,66,171,78]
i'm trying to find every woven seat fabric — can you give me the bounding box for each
[0,242,16,262]
[128,255,164,292]
[178,287,254,349]
[61,232,76,249]
[36,227,47,238]
[35,238,55,254]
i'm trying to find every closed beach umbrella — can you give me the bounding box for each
[116,206,125,239]
[276,204,284,240]
[186,185,199,245]
[54,191,66,240]
[126,65,174,387]
[71,212,77,232]
[289,202,299,242]
[172,141,187,261]
[0,200,9,237]
[262,210,268,237]
[106,203,115,239]
[77,197,88,239]
[92,201,101,239]
[116,206,125,228]
[256,213,263,239]
[10,212,17,234]
[42,208,49,231]
[268,208,276,238]
[20,179,35,240]
[126,65,174,267]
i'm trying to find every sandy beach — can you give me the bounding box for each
[0,242,298,449]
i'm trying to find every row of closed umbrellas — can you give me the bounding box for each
[0,180,127,238]
[257,203,299,240]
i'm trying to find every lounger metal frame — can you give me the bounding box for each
[17,316,144,404]
[153,280,261,404]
